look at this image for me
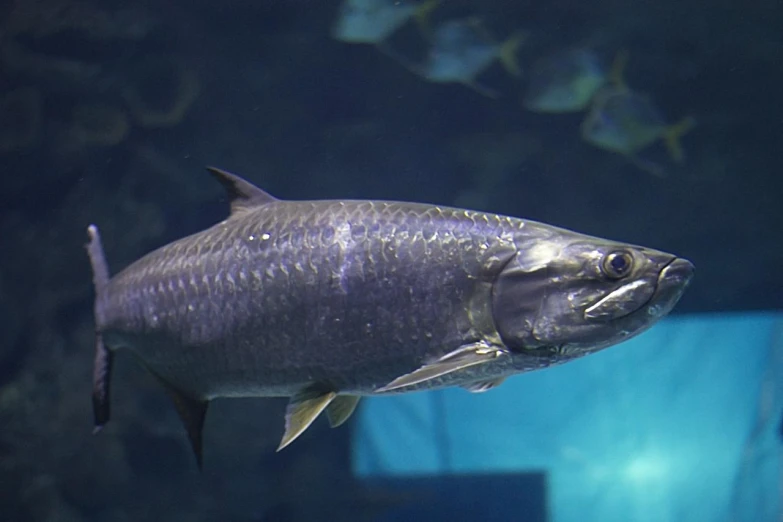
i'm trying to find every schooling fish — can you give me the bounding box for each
[413,18,525,97]
[523,47,609,113]
[331,0,439,45]
[580,52,696,176]
[86,167,694,468]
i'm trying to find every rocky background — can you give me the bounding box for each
[0,0,781,520]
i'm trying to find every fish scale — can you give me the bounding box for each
[85,167,693,466]
[101,197,513,398]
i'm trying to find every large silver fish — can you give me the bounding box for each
[86,167,693,467]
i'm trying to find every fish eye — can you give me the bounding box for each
[602,250,634,279]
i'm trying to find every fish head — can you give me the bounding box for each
[491,230,694,361]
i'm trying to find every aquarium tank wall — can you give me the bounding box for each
[0,1,780,521]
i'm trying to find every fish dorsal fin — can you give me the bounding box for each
[278,388,337,451]
[206,166,278,215]
[326,395,361,428]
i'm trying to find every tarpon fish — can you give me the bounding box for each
[86,167,694,468]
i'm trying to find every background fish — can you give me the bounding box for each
[523,47,608,113]
[580,52,696,175]
[417,18,525,97]
[331,0,439,45]
[86,167,693,468]
[582,88,696,162]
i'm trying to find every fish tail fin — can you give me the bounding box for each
[413,0,440,37]
[499,31,527,77]
[608,49,630,90]
[86,225,114,433]
[663,116,697,162]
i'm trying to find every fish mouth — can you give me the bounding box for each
[645,257,695,319]
[583,256,694,322]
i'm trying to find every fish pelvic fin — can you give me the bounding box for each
[86,225,113,432]
[462,377,507,393]
[376,342,508,393]
[206,166,278,216]
[278,388,337,451]
[326,395,361,428]
[663,116,696,163]
[413,0,440,37]
[499,31,527,77]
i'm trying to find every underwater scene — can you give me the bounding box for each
[0,0,781,521]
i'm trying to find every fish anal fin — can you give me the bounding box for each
[463,377,507,393]
[626,153,668,178]
[326,395,361,428]
[464,80,499,99]
[159,381,209,470]
[206,166,278,215]
[278,388,337,451]
[376,342,507,393]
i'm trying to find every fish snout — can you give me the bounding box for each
[648,257,694,318]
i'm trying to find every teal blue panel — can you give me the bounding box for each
[352,313,783,522]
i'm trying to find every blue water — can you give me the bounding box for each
[0,1,780,521]
[355,313,783,522]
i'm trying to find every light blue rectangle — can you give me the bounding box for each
[352,313,783,522]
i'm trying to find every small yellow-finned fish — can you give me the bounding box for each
[331,0,439,45]
[580,51,696,176]
[523,47,609,113]
[409,18,526,98]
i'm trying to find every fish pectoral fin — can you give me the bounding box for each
[376,342,508,393]
[158,381,209,470]
[326,395,361,428]
[463,377,507,393]
[278,388,337,451]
